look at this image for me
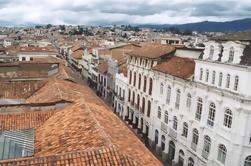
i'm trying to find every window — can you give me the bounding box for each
[133,72,136,86]
[132,91,135,104]
[224,109,233,128]
[207,103,216,127]
[142,97,145,114]
[182,122,188,138]
[161,135,166,151]
[138,74,141,89]
[199,68,203,80]
[173,116,178,130]
[234,76,239,91]
[209,45,214,60]
[128,89,131,102]
[164,111,168,124]
[160,83,164,95]
[154,130,159,145]
[205,69,209,82]
[30,57,33,61]
[226,74,230,88]
[219,72,223,87]
[143,76,147,92]
[195,98,203,121]
[147,101,151,117]
[22,57,25,61]
[217,144,227,164]
[145,59,148,67]
[175,89,181,109]
[157,106,161,119]
[129,71,132,85]
[228,47,234,63]
[149,78,153,95]
[192,128,199,145]
[212,71,216,85]
[186,93,192,108]
[202,135,211,159]
[244,156,251,166]
[137,94,140,109]
[166,86,171,104]
[188,157,194,166]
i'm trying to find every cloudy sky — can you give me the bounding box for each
[0,0,250,25]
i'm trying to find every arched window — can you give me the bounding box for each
[209,45,214,60]
[199,68,203,80]
[178,150,185,166]
[142,97,145,114]
[132,91,135,104]
[205,69,209,82]
[133,72,136,86]
[173,116,178,130]
[219,72,223,87]
[188,157,194,166]
[128,89,131,102]
[137,94,140,109]
[147,101,151,117]
[157,106,161,119]
[166,86,171,104]
[129,70,132,85]
[143,76,147,92]
[175,89,181,109]
[160,83,164,95]
[138,74,141,89]
[207,103,216,127]
[164,111,168,124]
[212,71,216,85]
[192,128,199,145]
[234,76,239,91]
[224,109,233,128]
[186,93,192,108]
[154,130,159,145]
[228,47,234,63]
[195,97,203,121]
[161,135,166,151]
[226,74,230,88]
[244,156,251,166]
[149,78,153,95]
[217,144,227,164]
[182,122,188,138]
[202,135,211,159]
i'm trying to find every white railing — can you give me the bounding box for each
[191,142,197,152]
[168,128,177,140]
[161,122,168,134]
[202,150,209,159]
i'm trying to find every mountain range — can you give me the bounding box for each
[137,18,251,32]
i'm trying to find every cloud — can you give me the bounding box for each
[0,0,250,25]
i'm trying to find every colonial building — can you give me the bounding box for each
[125,43,176,146]
[148,40,251,166]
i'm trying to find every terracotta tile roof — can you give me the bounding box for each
[127,43,176,59]
[71,49,83,60]
[0,110,56,131]
[71,41,84,52]
[0,146,136,166]
[24,79,162,166]
[97,61,108,74]
[153,56,195,79]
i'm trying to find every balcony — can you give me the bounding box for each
[191,142,197,152]
[161,122,168,134]
[168,128,177,140]
[202,150,209,159]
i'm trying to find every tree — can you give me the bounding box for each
[59,25,65,31]
[46,24,52,29]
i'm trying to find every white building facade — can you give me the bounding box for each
[148,41,251,166]
[114,73,128,119]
